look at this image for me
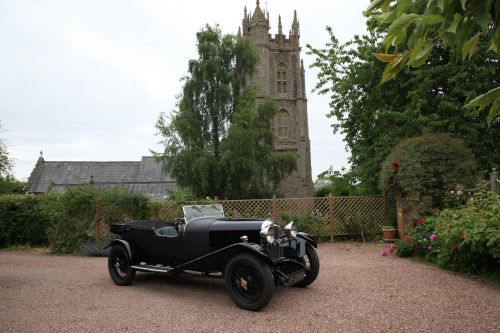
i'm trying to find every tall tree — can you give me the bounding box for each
[155,25,295,199]
[365,0,500,125]
[307,24,499,194]
[0,121,13,178]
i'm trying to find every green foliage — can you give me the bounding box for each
[396,191,500,275]
[0,176,25,194]
[48,187,154,254]
[281,212,325,236]
[0,121,13,178]
[342,212,381,242]
[154,25,295,199]
[166,189,199,204]
[314,167,361,197]
[365,0,500,125]
[307,26,499,194]
[0,194,59,247]
[0,187,154,254]
[395,218,437,257]
[465,86,500,126]
[380,133,476,216]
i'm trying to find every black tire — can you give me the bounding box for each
[108,245,136,286]
[224,253,274,311]
[294,244,319,288]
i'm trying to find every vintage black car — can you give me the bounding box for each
[106,204,319,310]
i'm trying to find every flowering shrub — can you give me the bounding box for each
[442,189,472,209]
[379,133,476,218]
[395,191,500,275]
[430,191,500,274]
[395,218,438,258]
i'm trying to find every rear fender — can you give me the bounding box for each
[104,239,133,261]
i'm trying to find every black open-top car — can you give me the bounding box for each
[106,204,319,310]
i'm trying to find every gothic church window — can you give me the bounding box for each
[276,110,289,139]
[276,64,287,94]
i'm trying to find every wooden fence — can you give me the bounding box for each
[153,195,386,241]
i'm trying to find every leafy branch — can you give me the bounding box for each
[365,0,500,126]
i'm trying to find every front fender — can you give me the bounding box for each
[104,239,133,261]
[296,232,317,248]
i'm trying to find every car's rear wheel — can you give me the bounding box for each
[293,244,319,288]
[108,245,136,286]
[224,253,274,311]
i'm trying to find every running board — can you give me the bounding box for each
[131,264,174,273]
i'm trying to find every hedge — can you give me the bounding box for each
[0,187,154,254]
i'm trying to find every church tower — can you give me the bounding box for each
[241,1,313,197]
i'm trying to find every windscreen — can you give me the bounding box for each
[183,204,225,223]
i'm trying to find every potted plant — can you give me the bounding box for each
[382,225,397,240]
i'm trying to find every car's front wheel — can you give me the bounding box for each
[293,244,319,288]
[224,253,274,311]
[108,245,136,286]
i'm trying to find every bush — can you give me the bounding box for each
[0,176,25,194]
[380,133,476,219]
[0,187,156,254]
[281,213,326,236]
[395,191,500,275]
[0,194,60,247]
[342,212,381,242]
[47,187,154,254]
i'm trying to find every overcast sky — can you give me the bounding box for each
[0,0,368,181]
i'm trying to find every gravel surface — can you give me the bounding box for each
[0,243,499,333]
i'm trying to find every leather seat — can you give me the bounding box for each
[155,226,178,237]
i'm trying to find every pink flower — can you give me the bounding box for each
[427,245,432,251]
[429,234,437,241]
[460,233,465,240]
[405,236,411,242]
[380,247,387,256]
[389,243,395,254]
[418,218,424,225]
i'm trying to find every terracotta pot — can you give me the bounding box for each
[382,227,397,239]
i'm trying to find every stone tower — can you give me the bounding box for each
[241,1,313,197]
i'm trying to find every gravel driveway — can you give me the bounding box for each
[0,242,498,333]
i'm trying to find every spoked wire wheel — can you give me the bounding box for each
[108,245,136,286]
[225,254,274,311]
[293,244,319,288]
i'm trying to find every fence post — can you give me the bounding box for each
[154,205,160,220]
[491,168,498,194]
[396,192,405,238]
[95,203,102,242]
[383,192,388,226]
[328,194,334,242]
[271,195,277,222]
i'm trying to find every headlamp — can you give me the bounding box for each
[284,221,298,237]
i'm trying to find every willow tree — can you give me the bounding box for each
[155,25,295,199]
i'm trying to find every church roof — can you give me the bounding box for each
[252,1,266,22]
[26,156,177,200]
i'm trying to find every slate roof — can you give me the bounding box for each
[26,156,177,200]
